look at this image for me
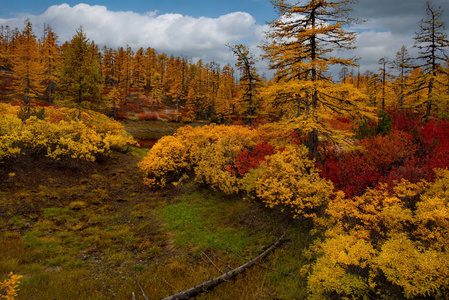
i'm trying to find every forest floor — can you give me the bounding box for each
[0,144,311,299]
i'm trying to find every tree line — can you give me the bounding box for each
[0,21,260,122]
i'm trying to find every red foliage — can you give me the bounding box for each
[31,101,53,108]
[318,113,449,198]
[121,103,138,112]
[158,113,175,122]
[326,116,353,131]
[389,109,419,133]
[228,142,276,177]
[138,112,158,121]
[318,131,416,198]
[116,112,127,120]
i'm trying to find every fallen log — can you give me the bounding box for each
[161,229,289,300]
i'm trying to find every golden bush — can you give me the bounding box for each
[0,103,134,162]
[250,145,333,218]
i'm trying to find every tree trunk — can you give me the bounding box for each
[427,77,434,119]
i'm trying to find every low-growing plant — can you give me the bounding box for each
[0,103,135,162]
[308,172,449,299]
[1,272,23,300]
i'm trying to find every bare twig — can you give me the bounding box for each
[136,275,149,300]
[199,249,224,274]
[162,277,176,291]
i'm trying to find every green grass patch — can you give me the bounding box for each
[157,189,275,254]
[129,145,150,158]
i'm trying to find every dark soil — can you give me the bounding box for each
[0,151,167,224]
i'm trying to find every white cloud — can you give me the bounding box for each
[0,3,262,69]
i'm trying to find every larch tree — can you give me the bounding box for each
[143,47,157,91]
[132,47,146,111]
[414,0,449,118]
[163,55,184,117]
[391,45,414,108]
[378,57,388,110]
[39,24,59,104]
[101,46,115,89]
[59,27,103,121]
[262,0,368,159]
[12,20,45,118]
[0,26,7,70]
[339,66,349,84]
[0,25,19,71]
[229,44,262,126]
[215,64,237,123]
[101,46,121,117]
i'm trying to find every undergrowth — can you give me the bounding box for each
[0,154,312,299]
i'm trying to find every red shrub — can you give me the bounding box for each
[116,112,127,120]
[318,130,416,198]
[138,112,158,121]
[228,142,276,177]
[390,109,420,133]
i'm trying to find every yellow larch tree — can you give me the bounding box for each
[0,25,19,71]
[58,27,103,120]
[142,47,158,109]
[262,0,369,158]
[101,46,115,89]
[163,55,184,118]
[12,20,45,118]
[101,46,122,117]
[39,24,59,104]
[132,47,146,110]
[215,64,237,123]
[113,46,133,104]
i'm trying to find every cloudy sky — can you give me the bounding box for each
[1,0,448,78]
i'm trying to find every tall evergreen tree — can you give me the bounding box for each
[12,20,45,118]
[39,24,59,104]
[229,44,262,126]
[59,27,103,120]
[262,0,367,158]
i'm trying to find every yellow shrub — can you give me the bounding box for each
[138,134,193,188]
[308,233,375,300]
[0,272,23,300]
[0,103,134,162]
[375,233,449,299]
[139,124,260,190]
[194,125,260,194]
[309,173,449,299]
[250,145,333,218]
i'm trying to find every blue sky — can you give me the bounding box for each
[1,1,448,77]
[0,0,275,23]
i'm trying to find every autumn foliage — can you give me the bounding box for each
[139,125,333,218]
[308,173,449,299]
[317,110,449,197]
[0,103,135,162]
[0,272,22,300]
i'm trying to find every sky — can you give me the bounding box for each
[1,0,448,79]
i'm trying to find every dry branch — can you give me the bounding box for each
[161,229,289,300]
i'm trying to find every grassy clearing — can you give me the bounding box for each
[0,153,312,299]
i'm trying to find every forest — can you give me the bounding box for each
[1,0,449,299]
